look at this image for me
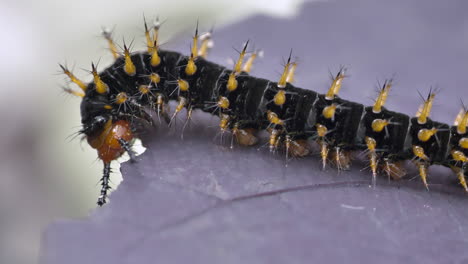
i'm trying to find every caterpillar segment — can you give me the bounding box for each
[361,80,393,184]
[407,92,451,189]
[312,70,362,171]
[65,20,468,206]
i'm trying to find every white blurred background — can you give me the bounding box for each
[0,0,311,263]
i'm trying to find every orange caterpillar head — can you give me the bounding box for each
[86,119,134,163]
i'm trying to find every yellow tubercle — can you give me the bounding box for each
[91,63,108,94]
[459,137,468,149]
[417,128,437,142]
[234,41,249,74]
[139,85,150,95]
[185,55,197,76]
[371,119,389,132]
[178,79,189,92]
[123,46,136,76]
[60,64,87,91]
[412,145,429,161]
[274,90,286,106]
[286,62,297,84]
[149,73,160,84]
[267,111,284,126]
[198,32,213,59]
[365,136,377,151]
[451,150,468,163]
[104,104,113,110]
[63,87,85,98]
[242,52,258,73]
[150,42,161,67]
[175,97,187,112]
[325,68,346,100]
[227,73,238,92]
[191,25,199,60]
[372,79,392,113]
[217,96,230,109]
[316,124,328,138]
[416,92,435,124]
[143,18,154,53]
[102,28,119,59]
[219,114,230,131]
[277,59,291,88]
[454,110,468,134]
[115,92,128,105]
[322,104,337,119]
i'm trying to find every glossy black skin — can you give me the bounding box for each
[80,49,460,172]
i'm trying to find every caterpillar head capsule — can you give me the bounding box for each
[86,119,134,163]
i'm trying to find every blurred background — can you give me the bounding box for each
[0,0,310,263]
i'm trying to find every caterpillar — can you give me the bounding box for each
[60,18,468,206]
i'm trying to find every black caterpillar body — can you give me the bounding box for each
[62,24,468,206]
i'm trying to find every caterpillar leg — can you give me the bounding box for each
[329,148,351,171]
[286,138,310,158]
[97,162,112,206]
[382,160,406,181]
[232,127,258,147]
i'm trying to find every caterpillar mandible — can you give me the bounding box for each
[60,17,468,206]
